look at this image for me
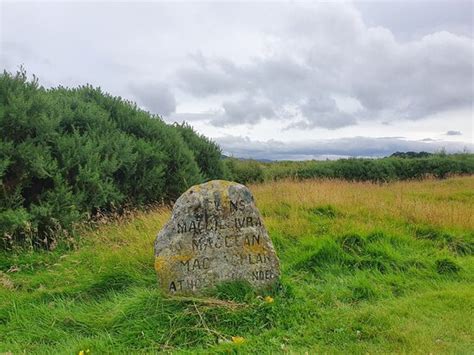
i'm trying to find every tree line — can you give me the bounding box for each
[223,153,474,185]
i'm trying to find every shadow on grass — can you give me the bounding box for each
[414,226,474,256]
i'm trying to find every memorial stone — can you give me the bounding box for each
[154,180,280,294]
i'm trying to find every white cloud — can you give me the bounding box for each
[176,4,473,129]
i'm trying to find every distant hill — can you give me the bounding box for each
[221,154,273,163]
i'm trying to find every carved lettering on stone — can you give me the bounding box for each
[154,180,280,294]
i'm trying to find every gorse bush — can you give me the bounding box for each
[223,159,264,184]
[224,153,474,184]
[174,122,228,181]
[0,70,225,248]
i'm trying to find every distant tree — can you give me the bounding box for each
[224,158,264,184]
[390,151,432,158]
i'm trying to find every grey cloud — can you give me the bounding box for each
[168,112,212,123]
[351,31,473,120]
[216,135,473,161]
[2,1,471,136]
[287,112,356,130]
[355,1,473,40]
[129,83,176,116]
[176,3,473,129]
[170,96,276,127]
[177,56,311,102]
[446,130,462,136]
[177,65,238,98]
[212,97,276,126]
[292,96,357,129]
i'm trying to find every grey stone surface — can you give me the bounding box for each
[154,180,280,294]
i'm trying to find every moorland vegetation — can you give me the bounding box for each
[1,69,473,250]
[1,177,473,353]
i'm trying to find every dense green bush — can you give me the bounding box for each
[173,122,226,181]
[0,70,225,248]
[225,153,474,185]
[224,158,264,184]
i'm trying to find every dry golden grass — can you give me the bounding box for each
[76,176,473,270]
[251,176,474,233]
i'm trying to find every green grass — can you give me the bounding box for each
[1,177,473,353]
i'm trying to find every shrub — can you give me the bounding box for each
[227,154,474,184]
[0,70,225,248]
[174,122,226,181]
[224,158,264,184]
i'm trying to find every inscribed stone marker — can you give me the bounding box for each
[154,180,280,294]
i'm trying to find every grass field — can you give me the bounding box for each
[1,177,473,353]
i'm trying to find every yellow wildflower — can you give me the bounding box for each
[232,336,245,344]
[264,296,274,303]
[79,351,84,355]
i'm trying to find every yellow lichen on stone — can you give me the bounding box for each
[155,254,194,272]
[221,190,230,213]
[244,242,267,254]
[154,256,168,272]
[214,180,234,188]
[213,180,232,214]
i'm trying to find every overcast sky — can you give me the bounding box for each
[1,0,473,160]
